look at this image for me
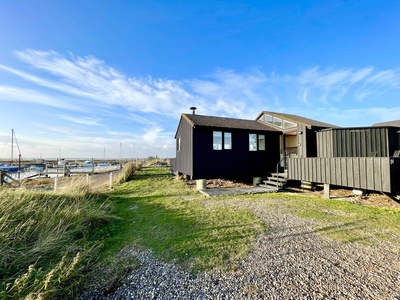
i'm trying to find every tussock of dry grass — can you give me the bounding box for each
[114,161,142,184]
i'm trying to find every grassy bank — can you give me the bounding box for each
[0,180,111,299]
[0,162,140,300]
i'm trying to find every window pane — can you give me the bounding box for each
[264,114,273,124]
[273,117,282,128]
[249,134,257,151]
[258,135,265,150]
[224,132,232,149]
[283,120,297,129]
[177,137,181,151]
[213,131,222,150]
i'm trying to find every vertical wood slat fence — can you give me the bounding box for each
[288,157,400,193]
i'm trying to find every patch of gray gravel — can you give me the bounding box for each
[81,198,400,299]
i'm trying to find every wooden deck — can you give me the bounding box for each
[288,157,400,193]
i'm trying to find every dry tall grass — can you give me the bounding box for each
[0,182,111,299]
[114,161,142,185]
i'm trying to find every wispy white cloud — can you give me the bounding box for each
[58,115,104,126]
[3,49,400,121]
[294,66,378,103]
[0,85,82,111]
[7,49,194,118]
[142,125,164,144]
[188,68,271,118]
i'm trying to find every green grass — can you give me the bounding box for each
[97,167,267,273]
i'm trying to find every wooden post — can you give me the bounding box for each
[54,177,58,191]
[253,177,262,186]
[196,179,206,190]
[323,183,330,199]
[0,171,4,186]
[109,172,113,189]
[86,173,90,185]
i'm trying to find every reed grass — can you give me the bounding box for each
[114,161,142,185]
[0,183,112,299]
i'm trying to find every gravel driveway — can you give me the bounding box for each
[84,198,400,300]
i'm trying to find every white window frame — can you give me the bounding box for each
[249,133,257,151]
[224,132,232,150]
[258,134,265,151]
[213,131,223,150]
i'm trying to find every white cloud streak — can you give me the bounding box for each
[57,115,104,126]
[0,85,82,111]
[1,50,399,121]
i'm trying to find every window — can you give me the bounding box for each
[213,131,232,150]
[283,120,297,129]
[224,132,232,149]
[177,137,181,151]
[213,131,222,150]
[264,114,273,124]
[249,134,257,151]
[258,113,297,130]
[250,133,266,151]
[273,117,282,128]
[258,135,265,150]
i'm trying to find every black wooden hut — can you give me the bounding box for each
[174,113,281,180]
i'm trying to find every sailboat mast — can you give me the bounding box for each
[11,129,14,164]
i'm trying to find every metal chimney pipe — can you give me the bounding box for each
[190,107,197,115]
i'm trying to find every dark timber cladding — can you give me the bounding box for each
[288,157,398,193]
[174,114,194,177]
[175,113,281,180]
[317,127,400,157]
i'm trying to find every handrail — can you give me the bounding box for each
[275,157,286,189]
[0,170,23,187]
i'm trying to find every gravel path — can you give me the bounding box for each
[83,198,400,300]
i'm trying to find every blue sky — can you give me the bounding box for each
[1,1,400,160]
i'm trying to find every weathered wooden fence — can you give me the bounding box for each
[288,157,400,193]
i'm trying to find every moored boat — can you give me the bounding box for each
[0,164,24,173]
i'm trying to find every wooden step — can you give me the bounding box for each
[269,172,288,179]
[263,180,285,187]
[270,172,287,178]
[266,176,288,183]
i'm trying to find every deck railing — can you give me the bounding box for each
[288,157,400,193]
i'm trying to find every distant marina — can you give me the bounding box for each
[0,158,126,181]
